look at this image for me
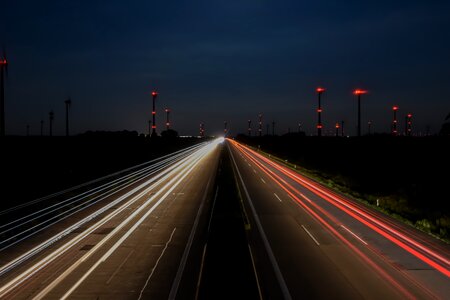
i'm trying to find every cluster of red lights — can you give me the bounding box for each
[0,59,7,65]
[151,91,158,97]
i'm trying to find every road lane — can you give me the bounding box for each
[229,139,448,299]
[0,139,223,299]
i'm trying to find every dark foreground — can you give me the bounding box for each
[1,134,202,211]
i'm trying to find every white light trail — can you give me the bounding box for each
[0,139,222,298]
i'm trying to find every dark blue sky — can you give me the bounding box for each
[2,0,450,136]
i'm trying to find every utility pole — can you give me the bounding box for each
[272,121,275,136]
[247,119,252,136]
[335,122,340,137]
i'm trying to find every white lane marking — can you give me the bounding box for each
[207,187,219,233]
[168,177,213,300]
[248,163,251,167]
[341,225,368,245]
[299,193,312,203]
[106,250,134,285]
[301,225,320,246]
[194,244,208,300]
[137,228,177,300]
[58,162,199,300]
[32,143,215,300]
[0,148,195,283]
[260,178,266,184]
[274,193,282,202]
[228,145,292,300]
[253,169,257,174]
[248,244,263,300]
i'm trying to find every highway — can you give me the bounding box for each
[1,136,448,299]
[228,139,449,299]
[0,138,223,299]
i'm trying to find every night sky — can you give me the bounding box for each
[2,0,450,136]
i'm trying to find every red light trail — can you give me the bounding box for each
[229,140,450,279]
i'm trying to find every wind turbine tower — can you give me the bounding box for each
[151,90,158,137]
[165,108,170,130]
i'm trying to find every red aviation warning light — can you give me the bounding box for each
[353,89,368,95]
[316,87,325,137]
[335,122,340,136]
[150,90,158,137]
[354,89,368,137]
[392,105,399,136]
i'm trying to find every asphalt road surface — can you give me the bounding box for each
[228,139,449,299]
[0,139,223,299]
[1,137,448,299]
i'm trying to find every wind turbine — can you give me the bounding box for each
[0,47,8,136]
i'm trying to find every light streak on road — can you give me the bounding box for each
[230,140,450,278]
[0,139,223,298]
[0,143,205,251]
[231,141,416,299]
[0,143,204,216]
[0,144,206,276]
